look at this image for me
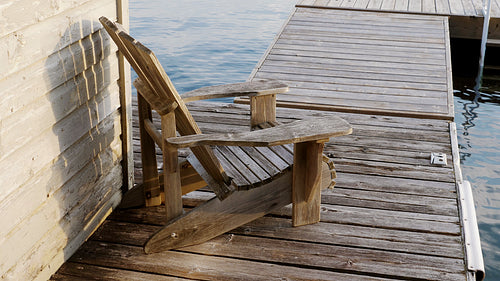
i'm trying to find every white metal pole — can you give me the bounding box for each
[475,0,492,91]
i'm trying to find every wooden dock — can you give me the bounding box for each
[298,0,495,16]
[298,0,500,40]
[52,100,465,280]
[51,4,479,281]
[241,8,454,120]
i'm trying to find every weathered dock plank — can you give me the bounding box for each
[239,8,453,120]
[52,100,467,280]
[297,0,500,40]
[297,0,489,16]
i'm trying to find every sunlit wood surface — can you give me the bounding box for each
[51,100,466,281]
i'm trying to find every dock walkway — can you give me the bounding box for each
[241,8,454,120]
[298,0,498,17]
[297,0,500,40]
[53,101,465,281]
[51,4,474,281]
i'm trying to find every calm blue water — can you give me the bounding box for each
[129,1,500,279]
[454,85,500,280]
[129,0,295,95]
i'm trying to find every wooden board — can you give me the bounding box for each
[0,1,125,280]
[52,100,467,281]
[238,8,454,120]
[296,0,500,39]
[296,0,494,17]
[0,0,117,79]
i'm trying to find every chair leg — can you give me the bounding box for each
[138,94,162,206]
[292,140,325,227]
[144,170,293,253]
[119,161,206,209]
[143,160,333,253]
[161,111,183,222]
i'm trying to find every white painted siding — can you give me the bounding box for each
[0,0,131,280]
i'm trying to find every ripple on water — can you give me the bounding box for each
[454,90,500,280]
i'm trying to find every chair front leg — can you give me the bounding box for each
[292,139,327,227]
[161,111,183,222]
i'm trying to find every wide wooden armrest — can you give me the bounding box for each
[181,79,288,103]
[167,116,352,148]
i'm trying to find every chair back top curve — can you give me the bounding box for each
[99,16,233,199]
[99,16,200,136]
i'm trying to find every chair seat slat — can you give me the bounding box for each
[239,146,282,176]
[227,146,271,182]
[217,146,261,187]
[207,145,293,190]
[213,147,251,187]
[269,145,294,166]
[254,146,290,171]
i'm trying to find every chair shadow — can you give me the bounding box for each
[45,19,119,264]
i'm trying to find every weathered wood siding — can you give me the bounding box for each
[0,0,131,280]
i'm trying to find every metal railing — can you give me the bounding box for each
[475,0,493,90]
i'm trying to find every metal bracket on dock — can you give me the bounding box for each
[430,152,448,166]
[458,180,485,281]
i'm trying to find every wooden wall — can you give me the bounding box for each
[0,0,132,280]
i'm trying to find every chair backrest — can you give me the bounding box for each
[99,17,232,198]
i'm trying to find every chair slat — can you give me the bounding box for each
[226,146,270,182]
[99,17,162,102]
[211,145,295,190]
[269,145,294,166]
[239,146,280,177]
[217,146,261,188]
[213,147,250,187]
[254,146,290,171]
[99,16,232,199]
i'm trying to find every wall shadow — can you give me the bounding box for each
[44,18,119,268]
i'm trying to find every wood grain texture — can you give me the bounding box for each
[0,113,121,241]
[161,112,183,222]
[70,240,391,281]
[167,116,352,148]
[292,141,324,226]
[53,262,189,281]
[181,79,288,103]
[250,94,277,127]
[0,0,117,79]
[135,78,178,115]
[296,0,490,17]
[0,2,125,280]
[242,8,454,121]
[100,16,233,199]
[54,98,467,280]
[0,84,121,202]
[51,3,473,279]
[137,94,162,206]
[0,35,116,125]
[144,170,293,253]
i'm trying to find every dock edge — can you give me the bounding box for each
[450,122,485,281]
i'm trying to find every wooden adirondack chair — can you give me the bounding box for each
[99,16,352,254]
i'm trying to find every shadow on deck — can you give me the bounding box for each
[51,100,466,281]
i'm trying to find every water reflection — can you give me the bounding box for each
[129,0,295,95]
[454,85,500,280]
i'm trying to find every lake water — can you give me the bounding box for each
[129,1,500,279]
[454,84,500,280]
[129,0,295,95]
